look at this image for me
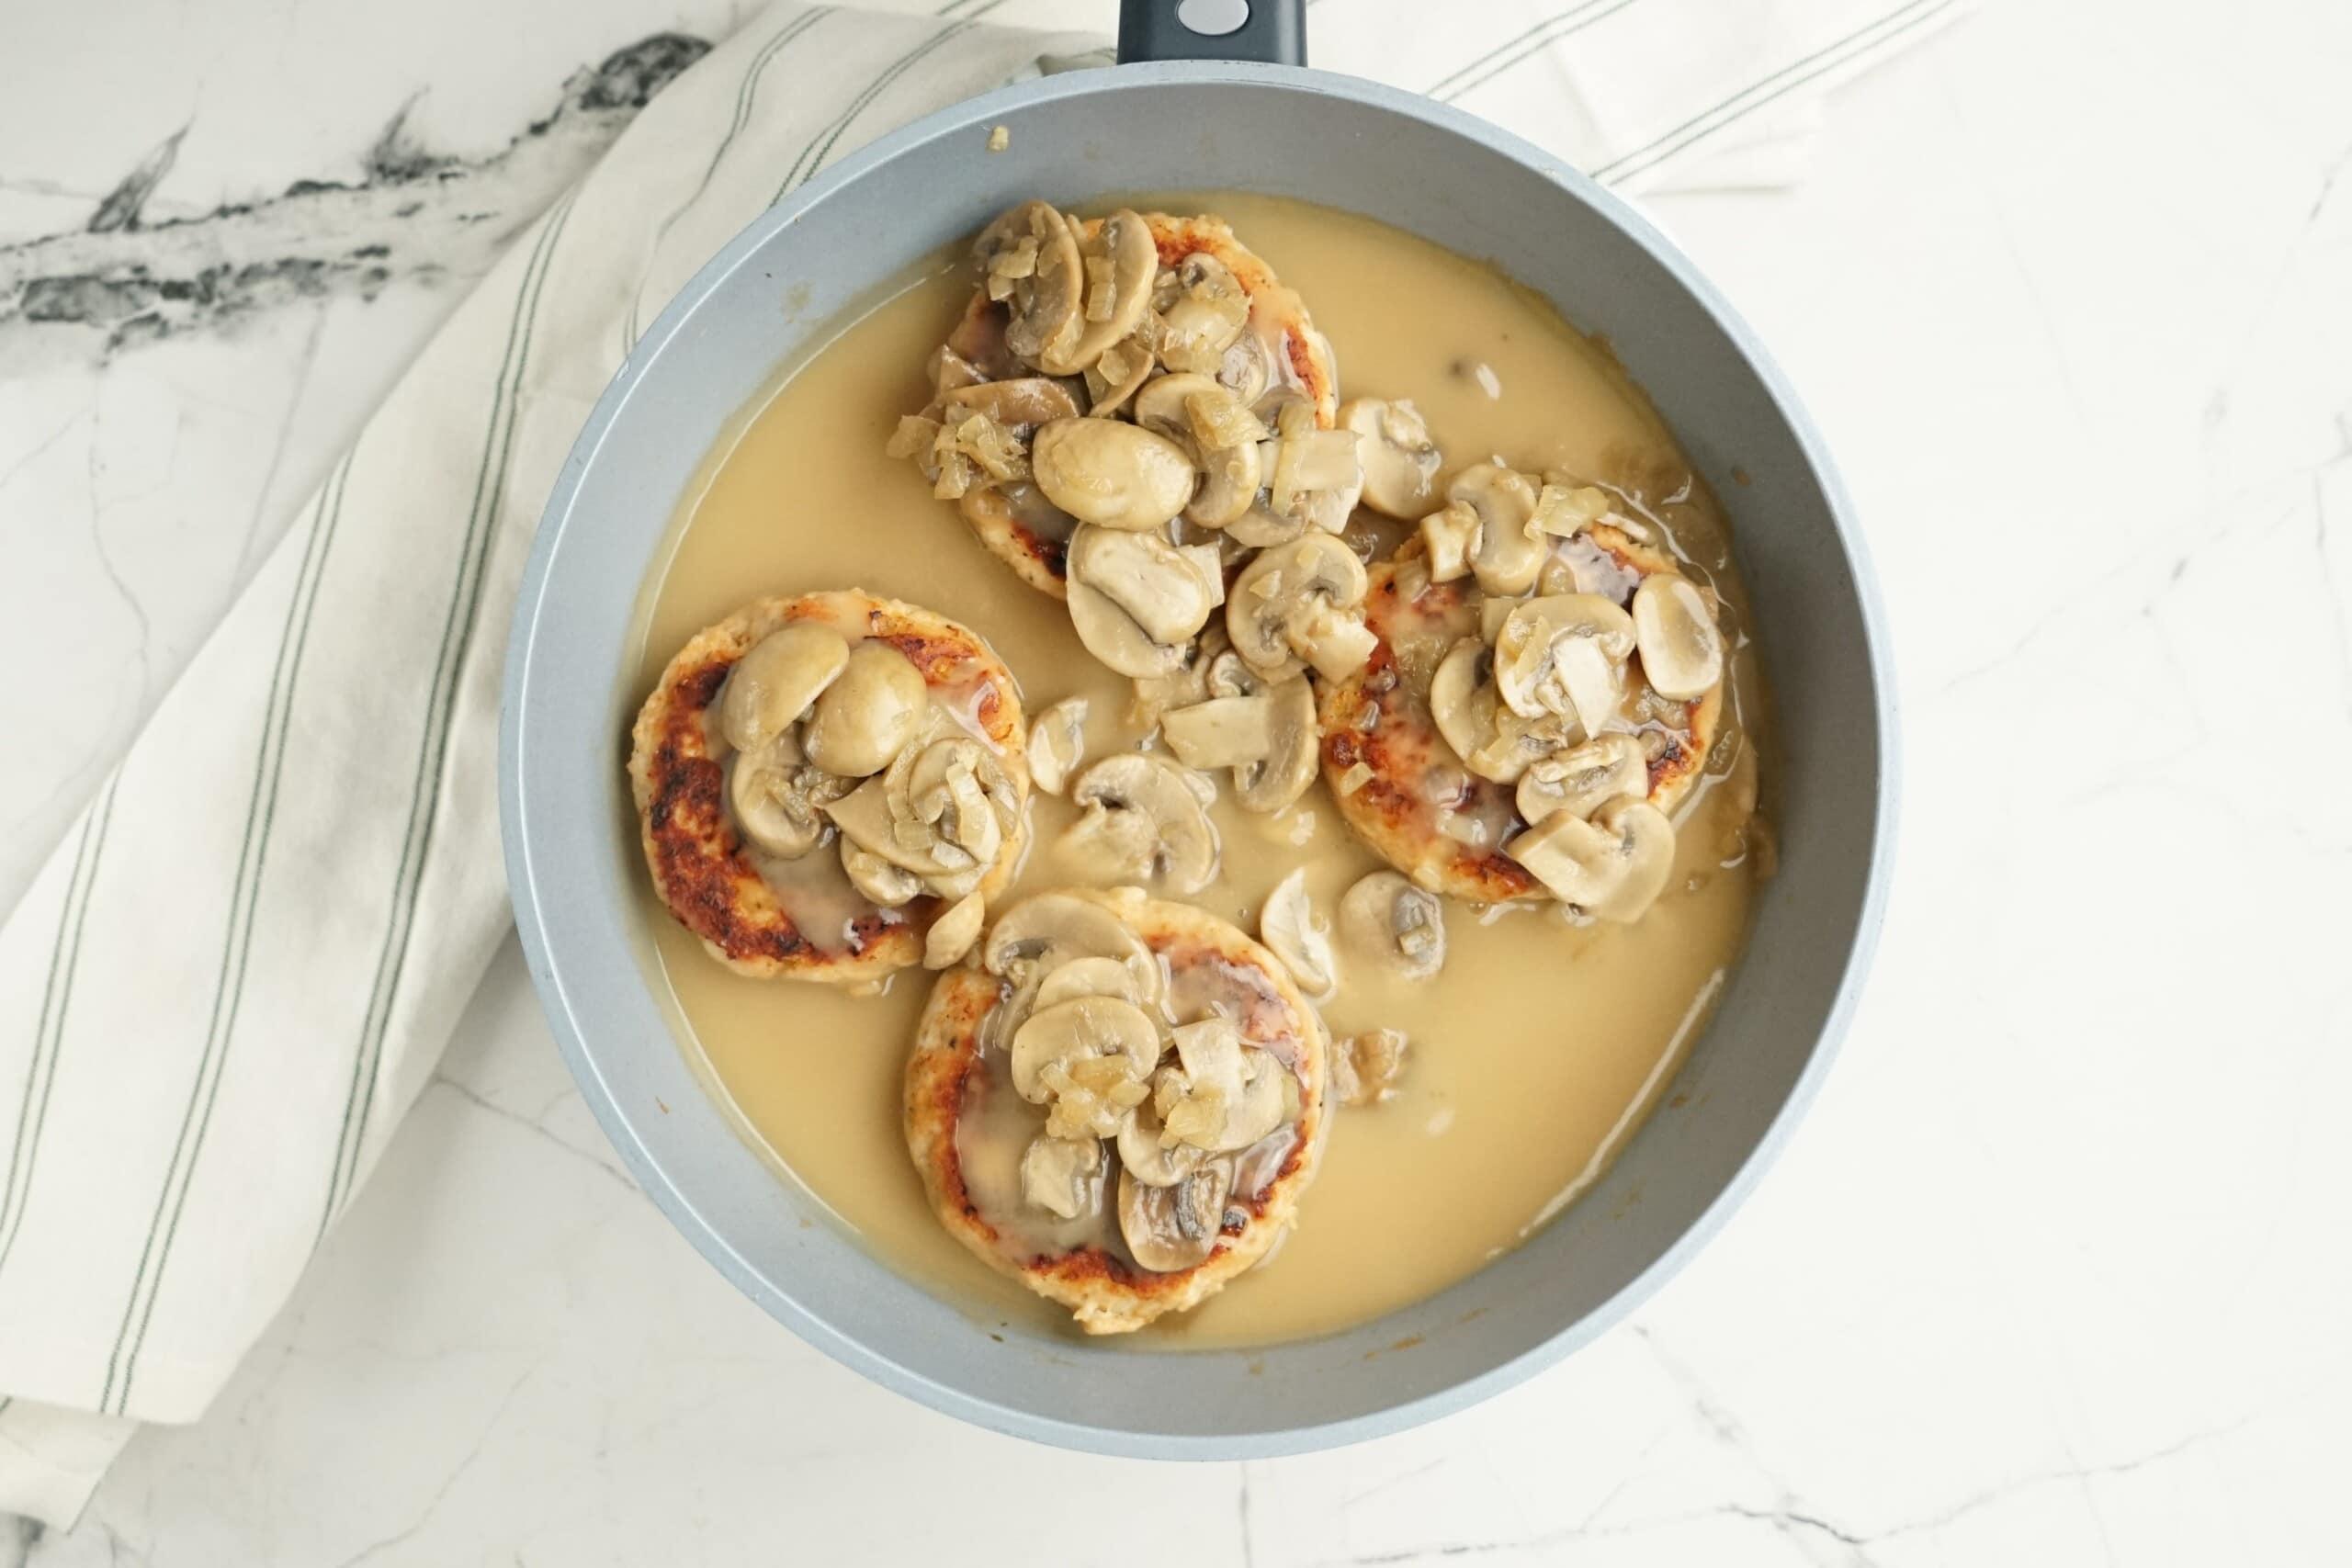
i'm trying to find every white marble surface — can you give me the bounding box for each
[5,0,2351,1562]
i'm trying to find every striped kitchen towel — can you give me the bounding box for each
[0,0,1963,1528]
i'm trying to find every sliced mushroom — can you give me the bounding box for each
[1067,581,1183,680]
[1234,675,1318,814]
[1118,1163,1231,1272]
[1340,398,1442,519]
[1025,696,1089,794]
[824,737,1008,887]
[1419,500,1480,584]
[1068,754,1219,894]
[1450,463,1544,596]
[1291,598,1380,682]
[1057,797,1161,883]
[1083,332,1156,416]
[1493,594,1637,737]
[1116,1103,1205,1187]
[1154,252,1250,374]
[1631,573,1724,700]
[943,377,1081,430]
[1030,418,1197,532]
[719,623,851,753]
[1259,867,1339,998]
[1338,871,1446,981]
[1505,797,1677,921]
[984,892,1159,1000]
[1266,399,1363,533]
[1515,733,1650,825]
[1035,953,1155,1010]
[1135,372,1266,529]
[1429,637,1574,784]
[1154,1018,1288,1152]
[1011,992,1159,1110]
[1021,1134,1104,1220]
[924,891,986,968]
[1227,533,1370,674]
[976,200,1083,369]
[728,754,839,859]
[1429,637,1492,764]
[1223,502,1308,549]
[1067,526,1217,645]
[841,840,922,905]
[803,642,928,778]
[1046,209,1159,374]
[1160,694,1274,771]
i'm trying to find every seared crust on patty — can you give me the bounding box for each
[905,887,1329,1334]
[953,210,1340,599]
[1319,529,1724,904]
[629,591,1028,983]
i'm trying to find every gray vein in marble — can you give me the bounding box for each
[88,131,187,236]
[324,1363,540,1568]
[1238,1462,1258,1568]
[432,1076,634,1192]
[0,33,710,374]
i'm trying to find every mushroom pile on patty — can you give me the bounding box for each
[629,592,1030,983]
[904,888,1330,1333]
[889,200,1387,819]
[1318,465,1733,925]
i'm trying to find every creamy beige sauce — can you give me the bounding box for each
[633,193,1768,1347]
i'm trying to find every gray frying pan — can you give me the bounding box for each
[500,0,1896,1455]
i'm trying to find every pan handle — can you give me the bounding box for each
[1117,0,1306,67]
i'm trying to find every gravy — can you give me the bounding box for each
[634,193,1767,1346]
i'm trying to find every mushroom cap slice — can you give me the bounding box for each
[1116,1104,1205,1188]
[1232,675,1318,814]
[1154,1021,1290,1152]
[1339,397,1442,520]
[1227,533,1369,671]
[841,840,922,905]
[803,641,929,778]
[1493,594,1639,732]
[1419,500,1479,584]
[1067,525,1217,648]
[1429,637,1493,764]
[1046,209,1159,374]
[1068,753,1221,894]
[1155,252,1251,375]
[923,891,986,969]
[1159,694,1275,772]
[1338,871,1447,981]
[1260,867,1340,998]
[1021,1134,1106,1220]
[1118,1163,1232,1273]
[1030,418,1197,532]
[719,623,851,753]
[1025,696,1089,794]
[978,200,1083,367]
[1224,502,1309,549]
[943,377,1081,429]
[1514,733,1649,825]
[1068,580,1187,679]
[1631,572,1724,701]
[1451,462,1544,596]
[1135,372,1267,530]
[1009,994,1161,1103]
[1035,953,1156,1010]
[1503,797,1676,921]
[984,891,1160,1001]
[727,753,830,859]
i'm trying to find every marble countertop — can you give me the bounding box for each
[6,0,2351,1562]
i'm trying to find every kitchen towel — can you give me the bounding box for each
[0,0,1964,1528]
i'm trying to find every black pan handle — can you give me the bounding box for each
[1118,0,1306,66]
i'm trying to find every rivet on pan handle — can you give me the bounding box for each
[1118,0,1306,67]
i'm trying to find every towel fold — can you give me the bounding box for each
[0,0,1962,1529]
